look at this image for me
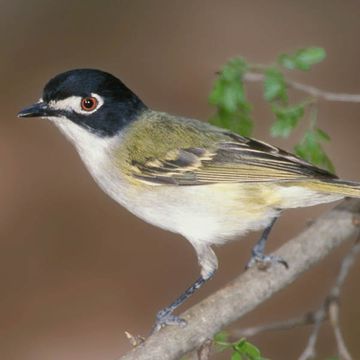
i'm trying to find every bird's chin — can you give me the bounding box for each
[46,115,92,145]
[46,116,62,122]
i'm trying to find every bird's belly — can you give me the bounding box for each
[123,183,282,246]
[86,159,279,245]
[106,180,343,246]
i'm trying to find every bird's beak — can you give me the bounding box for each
[17,101,49,118]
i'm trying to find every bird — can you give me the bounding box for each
[17,68,360,331]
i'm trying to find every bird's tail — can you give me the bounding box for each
[309,179,360,198]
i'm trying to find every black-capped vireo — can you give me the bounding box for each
[17,69,360,331]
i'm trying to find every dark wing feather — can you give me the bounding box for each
[132,132,337,186]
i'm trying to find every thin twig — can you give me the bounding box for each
[330,240,360,298]
[232,311,326,338]
[298,305,327,360]
[329,301,352,360]
[244,72,360,102]
[328,241,360,359]
[299,241,360,360]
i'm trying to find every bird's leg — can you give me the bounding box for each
[246,216,288,270]
[153,245,217,332]
[153,274,212,331]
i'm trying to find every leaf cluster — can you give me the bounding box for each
[209,47,334,172]
[214,331,266,360]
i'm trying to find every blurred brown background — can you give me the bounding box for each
[2,1,360,359]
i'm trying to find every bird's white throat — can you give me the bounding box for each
[47,116,119,181]
[49,116,116,154]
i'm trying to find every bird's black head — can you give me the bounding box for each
[17,69,147,137]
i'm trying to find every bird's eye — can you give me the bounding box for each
[81,96,98,111]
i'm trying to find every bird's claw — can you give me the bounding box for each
[152,308,187,333]
[245,253,288,270]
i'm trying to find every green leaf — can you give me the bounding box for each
[241,341,261,359]
[209,58,248,110]
[263,68,287,102]
[294,128,335,173]
[294,47,326,70]
[209,57,253,136]
[278,47,326,71]
[213,331,231,352]
[231,352,243,360]
[210,106,253,137]
[233,338,246,351]
[214,331,229,344]
[314,127,331,141]
[233,339,263,360]
[277,54,297,70]
[270,104,305,137]
[234,339,262,360]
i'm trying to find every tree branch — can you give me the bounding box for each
[298,305,326,360]
[228,241,360,359]
[118,199,360,360]
[244,72,360,102]
[230,311,326,339]
[298,241,360,360]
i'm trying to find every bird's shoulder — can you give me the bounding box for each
[115,110,226,170]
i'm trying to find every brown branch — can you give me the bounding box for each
[231,242,360,359]
[327,242,360,360]
[118,199,360,360]
[231,311,326,339]
[298,241,360,360]
[329,301,352,360]
[244,72,360,102]
[298,305,326,360]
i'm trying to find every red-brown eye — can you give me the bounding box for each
[81,96,98,111]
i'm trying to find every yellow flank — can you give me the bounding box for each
[198,183,281,213]
[302,180,360,198]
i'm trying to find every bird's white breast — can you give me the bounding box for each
[48,117,129,203]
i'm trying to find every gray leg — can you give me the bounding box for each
[153,245,217,332]
[246,216,288,269]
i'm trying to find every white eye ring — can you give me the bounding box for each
[49,93,104,115]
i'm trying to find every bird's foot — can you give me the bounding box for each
[152,307,187,333]
[245,252,288,270]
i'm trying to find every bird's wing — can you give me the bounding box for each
[121,113,337,186]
